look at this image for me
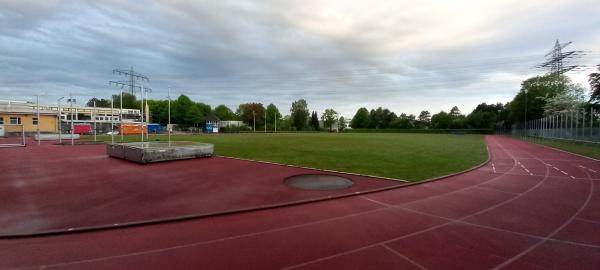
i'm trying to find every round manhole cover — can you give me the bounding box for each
[284,174,354,191]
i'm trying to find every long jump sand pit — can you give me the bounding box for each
[0,142,403,237]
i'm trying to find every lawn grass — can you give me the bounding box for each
[522,137,600,160]
[89,133,488,181]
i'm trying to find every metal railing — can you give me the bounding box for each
[526,108,599,143]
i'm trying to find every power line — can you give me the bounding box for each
[536,39,587,75]
[109,67,152,94]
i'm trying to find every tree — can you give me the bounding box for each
[237,103,265,129]
[213,105,237,121]
[172,95,194,126]
[86,97,111,108]
[367,107,396,129]
[588,65,600,104]
[418,110,431,123]
[278,115,292,131]
[431,111,452,129]
[111,92,139,109]
[449,106,462,117]
[185,104,203,128]
[466,102,506,129]
[147,99,169,124]
[509,74,570,125]
[265,104,282,130]
[338,116,346,131]
[543,84,587,115]
[290,99,309,131]
[170,95,210,128]
[321,109,338,131]
[350,107,370,128]
[416,110,431,128]
[310,111,320,130]
[389,113,414,129]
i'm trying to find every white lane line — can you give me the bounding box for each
[381,244,428,270]
[491,163,496,173]
[561,171,568,175]
[570,176,576,179]
[590,169,598,173]
[553,167,560,171]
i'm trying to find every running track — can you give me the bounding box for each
[1,135,599,269]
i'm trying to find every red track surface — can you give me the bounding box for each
[1,135,599,269]
[0,141,400,236]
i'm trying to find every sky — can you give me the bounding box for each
[0,0,599,118]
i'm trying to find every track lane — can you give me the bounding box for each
[1,136,598,270]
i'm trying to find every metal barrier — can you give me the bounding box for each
[526,108,599,143]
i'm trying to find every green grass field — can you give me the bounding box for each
[522,137,600,160]
[90,133,488,181]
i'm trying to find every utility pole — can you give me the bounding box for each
[265,110,267,133]
[253,111,256,132]
[274,112,277,133]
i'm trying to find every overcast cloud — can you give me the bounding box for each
[0,0,599,117]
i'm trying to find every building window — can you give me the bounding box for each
[32,117,39,125]
[0,117,3,125]
[9,117,21,125]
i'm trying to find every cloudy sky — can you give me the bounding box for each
[0,0,599,117]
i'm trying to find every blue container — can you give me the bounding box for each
[148,123,162,133]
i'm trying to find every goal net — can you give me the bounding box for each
[0,124,26,147]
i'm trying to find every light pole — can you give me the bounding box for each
[93,99,97,142]
[120,91,123,142]
[68,93,76,146]
[524,89,528,137]
[168,87,171,146]
[57,97,64,144]
[253,111,256,132]
[36,95,40,146]
[140,83,144,145]
[111,97,115,144]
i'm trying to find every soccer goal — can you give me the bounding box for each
[0,124,26,147]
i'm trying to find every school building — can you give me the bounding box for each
[0,100,58,136]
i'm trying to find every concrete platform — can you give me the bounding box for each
[107,141,214,163]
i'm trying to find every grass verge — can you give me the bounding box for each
[522,136,600,160]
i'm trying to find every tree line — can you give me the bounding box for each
[87,65,600,131]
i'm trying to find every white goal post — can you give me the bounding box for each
[0,124,26,147]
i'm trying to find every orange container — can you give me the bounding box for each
[119,123,148,135]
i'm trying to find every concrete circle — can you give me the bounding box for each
[284,174,354,191]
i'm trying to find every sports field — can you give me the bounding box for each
[91,133,488,181]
